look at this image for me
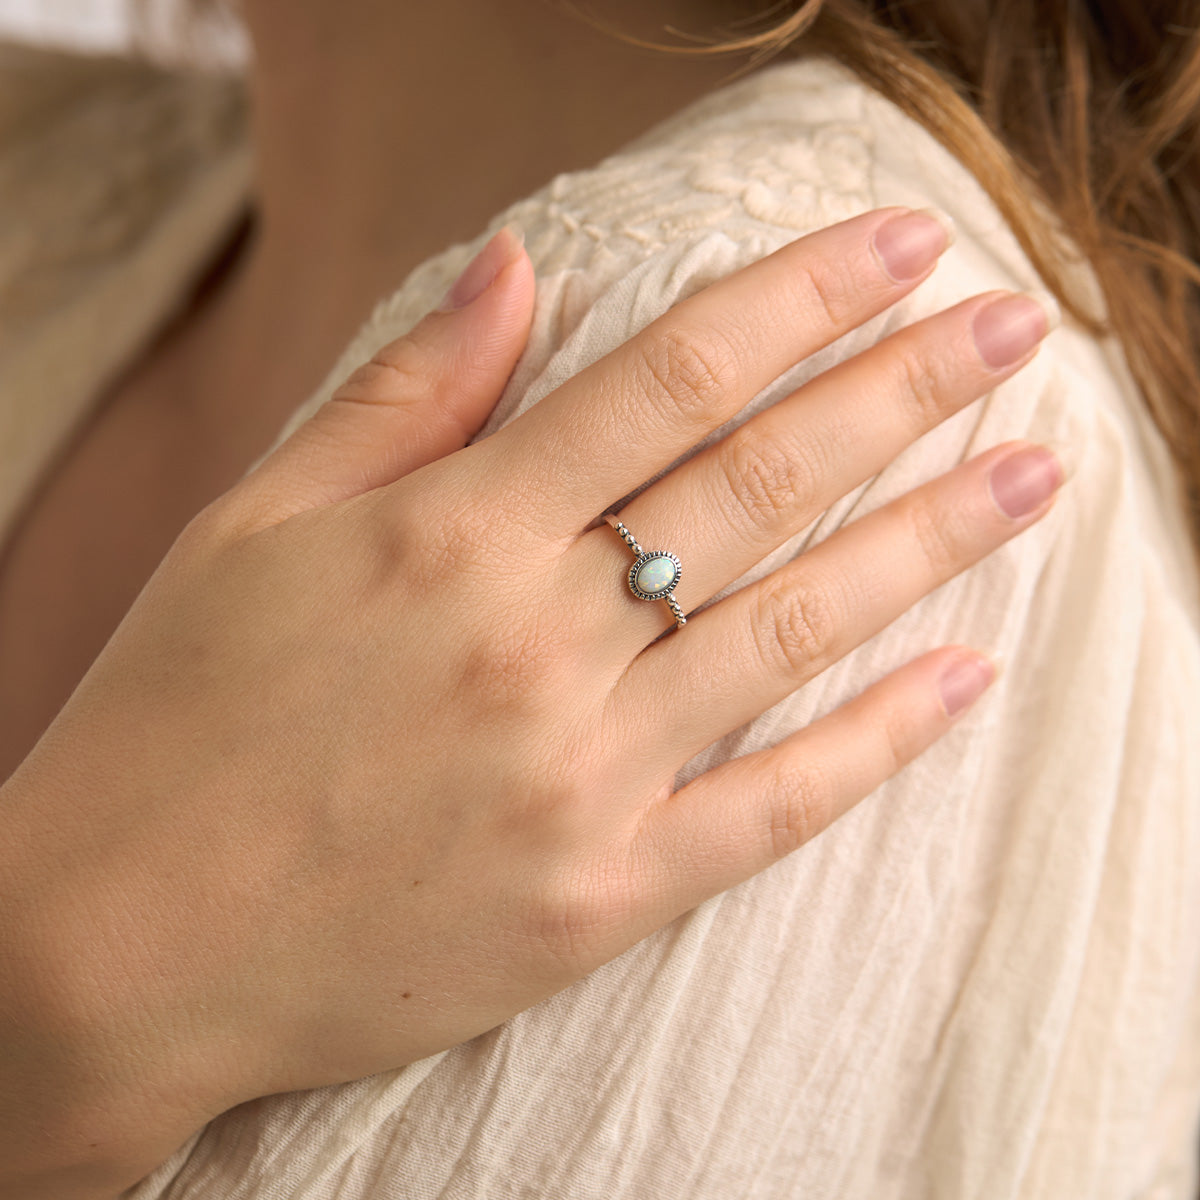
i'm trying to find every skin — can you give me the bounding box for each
[0,5,1064,1197]
[0,0,742,775]
[162,0,744,457]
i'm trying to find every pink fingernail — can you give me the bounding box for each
[436,225,524,312]
[872,209,955,282]
[938,653,996,718]
[988,444,1066,519]
[972,291,1060,368]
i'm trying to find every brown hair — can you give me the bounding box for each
[589,0,1200,565]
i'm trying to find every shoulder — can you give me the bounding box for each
[280,53,1193,620]
[288,56,1085,516]
[305,54,1061,408]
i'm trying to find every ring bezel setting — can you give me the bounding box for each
[605,515,687,628]
[627,551,682,601]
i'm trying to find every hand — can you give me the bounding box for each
[0,210,1061,1196]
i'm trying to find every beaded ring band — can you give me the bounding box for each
[603,513,687,629]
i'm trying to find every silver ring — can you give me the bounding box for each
[604,514,687,628]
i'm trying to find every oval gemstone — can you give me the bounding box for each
[634,554,678,595]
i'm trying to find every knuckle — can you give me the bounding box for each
[905,493,967,577]
[361,493,465,596]
[766,757,830,858]
[719,427,823,532]
[880,700,922,778]
[634,326,733,424]
[895,345,952,431]
[750,579,835,676]
[368,336,424,375]
[331,351,425,411]
[174,498,229,551]
[174,492,256,553]
[366,462,498,573]
[799,256,857,329]
[457,614,570,714]
[370,488,433,557]
[368,472,549,604]
[530,853,631,975]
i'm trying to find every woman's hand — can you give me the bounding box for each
[0,209,1062,1197]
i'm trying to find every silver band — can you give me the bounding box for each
[604,514,687,628]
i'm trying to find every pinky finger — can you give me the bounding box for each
[636,646,999,915]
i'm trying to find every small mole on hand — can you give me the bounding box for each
[412,880,422,887]
[402,992,411,999]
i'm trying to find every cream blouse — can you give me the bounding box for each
[2,38,1198,1200]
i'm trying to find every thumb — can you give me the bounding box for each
[227,224,534,530]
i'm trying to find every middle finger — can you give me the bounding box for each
[580,288,1055,652]
[466,207,953,535]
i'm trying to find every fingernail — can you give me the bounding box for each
[972,290,1060,368]
[872,208,955,281]
[436,224,525,312]
[988,444,1066,519]
[939,652,996,718]
[1039,436,1080,485]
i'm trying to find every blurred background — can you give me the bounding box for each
[0,0,248,66]
[0,0,131,51]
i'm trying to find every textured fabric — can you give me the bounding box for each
[2,41,1199,1200]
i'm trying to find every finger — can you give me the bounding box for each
[223,226,535,533]
[629,646,998,918]
[613,439,1068,772]
[586,289,1056,648]
[462,207,954,534]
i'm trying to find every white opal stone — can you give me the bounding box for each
[635,555,677,595]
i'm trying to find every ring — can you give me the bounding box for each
[604,513,687,628]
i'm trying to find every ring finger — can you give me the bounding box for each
[584,289,1055,653]
[609,437,1069,774]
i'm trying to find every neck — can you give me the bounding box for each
[171,1,742,459]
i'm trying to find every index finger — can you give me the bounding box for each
[470,206,954,534]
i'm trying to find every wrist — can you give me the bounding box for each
[0,915,196,1199]
[0,770,235,1198]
